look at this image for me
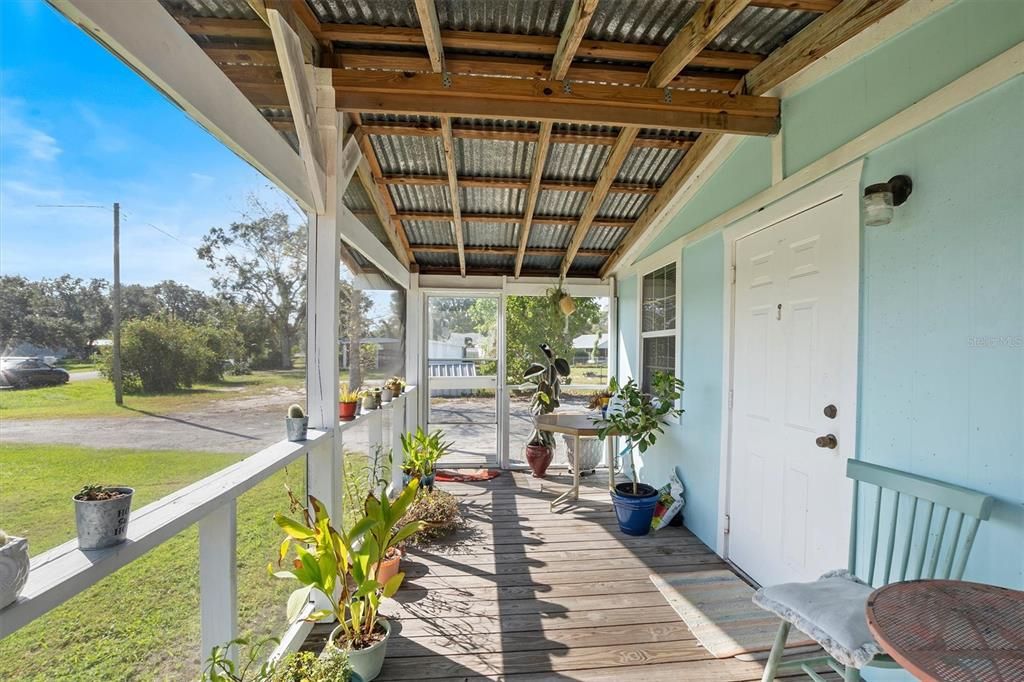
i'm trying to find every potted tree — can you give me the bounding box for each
[74,484,134,549]
[272,482,425,682]
[0,529,29,608]
[523,343,570,478]
[598,372,684,535]
[339,386,359,421]
[285,404,308,442]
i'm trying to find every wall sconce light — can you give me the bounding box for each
[864,175,913,226]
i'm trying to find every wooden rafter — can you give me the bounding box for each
[413,245,612,258]
[439,116,465,276]
[333,72,780,135]
[560,0,751,276]
[395,212,633,228]
[550,0,599,81]
[413,0,445,73]
[599,0,912,278]
[381,174,658,195]
[348,115,414,267]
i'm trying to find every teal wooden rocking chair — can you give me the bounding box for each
[757,459,995,682]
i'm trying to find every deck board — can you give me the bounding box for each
[301,471,823,680]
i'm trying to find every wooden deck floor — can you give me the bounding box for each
[304,471,815,681]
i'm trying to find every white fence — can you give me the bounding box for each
[0,387,419,665]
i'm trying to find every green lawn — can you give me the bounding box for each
[0,370,305,420]
[0,443,371,681]
[56,358,102,373]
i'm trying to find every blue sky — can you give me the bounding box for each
[0,0,302,290]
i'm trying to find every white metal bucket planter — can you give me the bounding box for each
[0,535,30,608]
[74,487,134,550]
[563,435,603,474]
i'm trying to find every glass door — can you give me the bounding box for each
[425,294,501,467]
[502,294,611,469]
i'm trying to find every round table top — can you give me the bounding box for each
[865,580,1024,682]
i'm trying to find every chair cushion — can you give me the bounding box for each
[752,569,884,669]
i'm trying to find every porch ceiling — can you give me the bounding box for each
[160,0,909,279]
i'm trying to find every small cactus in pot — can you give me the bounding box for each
[285,403,308,442]
[74,484,134,550]
[0,529,30,608]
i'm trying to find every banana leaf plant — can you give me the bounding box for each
[523,343,571,449]
[270,479,427,649]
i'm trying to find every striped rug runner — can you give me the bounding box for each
[651,569,821,661]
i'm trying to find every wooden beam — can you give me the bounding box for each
[350,115,415,266]
[413,244,612,258]
[599,0,912,278]
[316,24,765,71]
[644,0,753,88]
[358,121,694,149]
[396,212,634,228]
[550,0,599,80]
[333,72,780,136]
[205,46,281,67]
[268,9,325,213]
[515,120,552,278]
[333,51,741,92]
[439,116,466,276]
[413,0,445,73]
[381,174,658,195]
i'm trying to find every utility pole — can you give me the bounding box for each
[112,202,123,405]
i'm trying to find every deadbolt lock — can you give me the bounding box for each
[824,404,838,419]
[815,434,838,449]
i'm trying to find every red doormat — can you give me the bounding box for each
[435,469,501,482]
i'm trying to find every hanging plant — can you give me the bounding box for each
[547,277,576,332]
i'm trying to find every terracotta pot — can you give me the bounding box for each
[558,294,576,317]
[525,444,553,478]
[374,549,403,585]
[339,401,358,421]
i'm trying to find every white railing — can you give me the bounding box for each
[0,386,419,665]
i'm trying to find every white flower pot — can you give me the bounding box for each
[563,436,604,474]
[327,618,391,682]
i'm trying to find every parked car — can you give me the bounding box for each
[0,357,70,388]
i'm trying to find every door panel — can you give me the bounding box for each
[729,196,853,587]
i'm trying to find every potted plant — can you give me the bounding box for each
[598,372,684,536]
[359,388,377,412]
[0,529,29,609]
[381,377,402,403]
[271,482,425,682]
[588,388,613,418]
[285,404,308,442]
[201,635,361,681]
[523,343,570,478]
[339,386,359,421]
[400,427,451,491]
[547,278,576,318]
[74,484,134,550]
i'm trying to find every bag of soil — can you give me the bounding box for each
[651,469,685,531]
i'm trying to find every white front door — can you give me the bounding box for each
[728,194,856,587]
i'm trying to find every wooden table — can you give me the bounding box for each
[865,580,1024,682]
[534,413,616,510]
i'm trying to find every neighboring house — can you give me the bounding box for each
[571,332,607,365]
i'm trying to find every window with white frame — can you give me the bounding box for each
[640,262,677,392]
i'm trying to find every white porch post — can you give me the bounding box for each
[199,499,237,662]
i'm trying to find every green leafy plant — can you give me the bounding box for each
[74,484,126,501]
[287,404,304,419]
[339,385,359,403]
[200,635,279,682]
[598,372,685,495]
[269,648,353,682]
[383,376,404,392]
[523,343,571,449]
[400,427,453,477]
[271,480,426,650]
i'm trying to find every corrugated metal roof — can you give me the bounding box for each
[309,0,573,34]
[465,252,515,270]
[412,251,460,268]
[389,184,451,212]
[535,190,587,218]
[370,135,446,175]
[543,143,611,182]
[459,187,525,215]
[465,222,519,248]
[455,137,535,178]
[711,6,817,54]
[527,224,572,249]
[582,225,628,251]
[617,146,685,185]
[598,193,650,220]
[404,220,454,246]
[568,254,606,273]
[522,254,563,271]
[586,0,700,46]
[159,0,258,20]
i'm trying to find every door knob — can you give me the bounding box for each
[815,434,838,449]
[823,404,837,419]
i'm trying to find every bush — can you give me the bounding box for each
[100,316,240,393]
[397,488,462,546]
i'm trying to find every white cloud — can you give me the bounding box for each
[0,99,62,161]
[74,103,130,154]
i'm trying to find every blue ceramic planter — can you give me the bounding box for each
[611,484,659,536]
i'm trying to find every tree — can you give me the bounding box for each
[469,295,604,382]
[338,281,371,389]
[197,200,306,369]
[0,275,111,356]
